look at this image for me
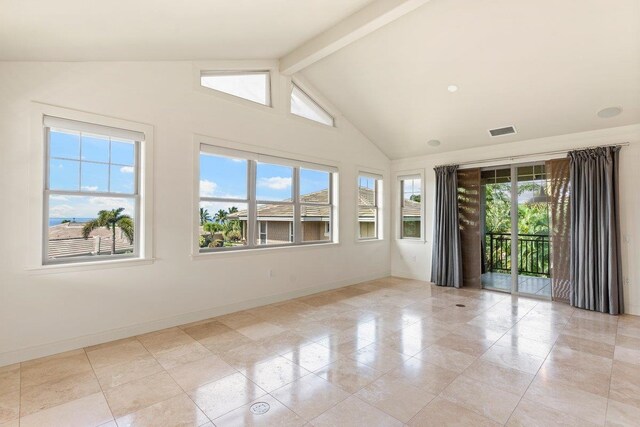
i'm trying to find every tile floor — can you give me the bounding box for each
[1,276,639,426]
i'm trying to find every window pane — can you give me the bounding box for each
[402,209,421,238]
[49,159,79,191]
[110,165,135,194]
[199,201,247,250]
[256,204,293,245]
[111,139,135,166]
[300,168,329,204]
[301,205,331,242]
[402,178,421,202]
[81,134,110,163]
[199,153,248,199]
[201,72,269,105]
[358,176,376,206]
[47,195,135,260]
[256,162,292,201]
[358,206,377,239]
[81,162,109,192]
[291,85,334,126]
[49,130,80,159]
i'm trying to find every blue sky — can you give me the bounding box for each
[48,130,136,219]
[199,154,329,215]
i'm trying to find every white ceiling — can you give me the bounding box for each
[302,0,640,159]
[2,0,638,159]
[0,0,373,60]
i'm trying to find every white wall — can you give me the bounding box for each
[391,124,640,315]
[0,62,391,366]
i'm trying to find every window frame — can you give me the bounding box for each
[398,173,424,241]
[28,104,154,271]
[290,82,335,127]
[357,172,383,241]
[200,70,272,107]
[196,143,338,254]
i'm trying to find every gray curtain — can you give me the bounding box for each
[431,165,463,287]
[569,146,624,314]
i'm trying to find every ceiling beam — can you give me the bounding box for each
[279,0,431,75]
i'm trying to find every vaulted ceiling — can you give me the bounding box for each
[2,0,639,159]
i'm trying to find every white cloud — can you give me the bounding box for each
[199,180,218,197]
[50,195,69,201]
[258,177,291,190]
[120,166,134,174]
[81,185,98,191]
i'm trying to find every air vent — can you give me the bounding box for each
[489,126,516,137]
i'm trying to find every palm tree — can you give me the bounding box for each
[82,208,134,255]
[214,209,228,224]
[228,206,238,214]
[200,207,212,225]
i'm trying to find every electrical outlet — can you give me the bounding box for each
[411,255,417,262]
[268,269,274,278]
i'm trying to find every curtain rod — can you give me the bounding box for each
[437,142,630,168]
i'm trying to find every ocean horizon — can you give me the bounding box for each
[49,217,94,226]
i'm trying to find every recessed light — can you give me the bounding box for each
[427,139,441,147]
[597,106,622,118]
[447,85,459,93]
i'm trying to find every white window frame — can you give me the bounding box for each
[290,82,335,127]
[196,142,338,253]
[398,172,424,241]
[28,104,154,270]
[357,172,383,241]
[200,70,272,107]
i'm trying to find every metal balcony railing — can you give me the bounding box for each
[485,232,550,277]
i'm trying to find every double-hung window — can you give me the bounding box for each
[399,176,422,239]
[197,144,337,252]
[357,173,382,240]
[43,116,144,264]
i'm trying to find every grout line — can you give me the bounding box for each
[82,347,116,425]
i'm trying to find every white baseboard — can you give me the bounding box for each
[0,270,390,367]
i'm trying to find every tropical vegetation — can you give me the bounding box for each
[81,208,134,255]
[199,206,243,248]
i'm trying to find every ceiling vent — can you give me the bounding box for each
[489,126,516,137]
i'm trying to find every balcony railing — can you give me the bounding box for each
[485,232,550,277]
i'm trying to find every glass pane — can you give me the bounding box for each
[49,159,79,191]
[291,85,333,126]
[256,162,292,201]
[199,153,248,199]
[201,72,269,105]
[111,139,135,166]
[301,205,331,242]
[358,206,377,239]
[81,134,110,163]
[401,178,421,238]
[300,168,329,203]
[401,210,421,238]
[516,164,551,297]
[110,164,135,194]
[256,204,293,245]
[358,176,376,206]
[49,130,80,159]
[482,167,512,292]
[47,195,135,261]
[199,201,247,250]
[81,162,109,192]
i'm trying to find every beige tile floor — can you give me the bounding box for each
[1,276,639,426]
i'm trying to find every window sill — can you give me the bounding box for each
[26,258,155,275]
[192,242,340,259]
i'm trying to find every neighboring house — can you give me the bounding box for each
[48,221,133,259]
[222,187,422,243]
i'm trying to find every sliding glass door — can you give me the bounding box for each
[480,163,551,298]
